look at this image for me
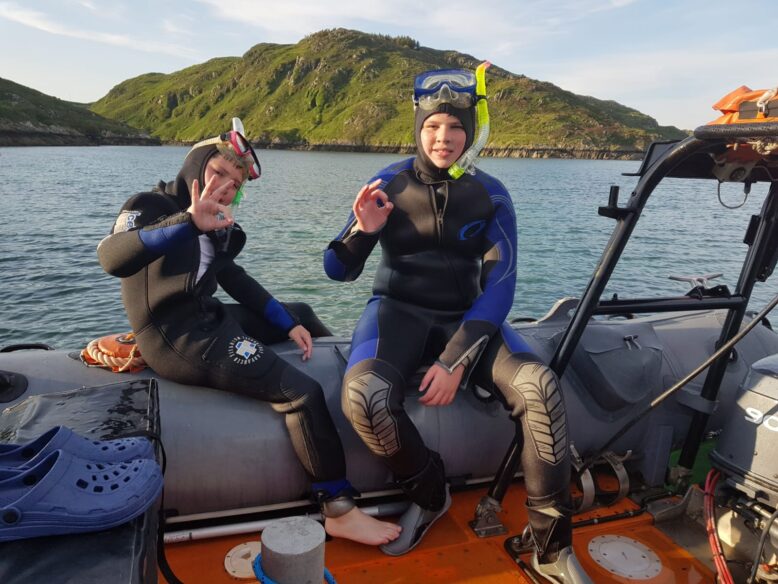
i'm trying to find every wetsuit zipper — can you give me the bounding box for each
[431,182,470,303]
[430,183,448,244]
[428,186,440,243]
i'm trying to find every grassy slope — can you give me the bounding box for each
[91,29,688,151]
[0,77,155,143]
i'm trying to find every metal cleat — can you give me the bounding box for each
[469,495,508,537]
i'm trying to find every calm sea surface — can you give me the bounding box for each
[0,146,773,349]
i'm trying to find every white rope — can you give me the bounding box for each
[83,336,146,372]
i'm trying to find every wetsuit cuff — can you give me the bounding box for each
[263,299,300,333]
[185,212,204,235]
[340,228,381,250]
[434,359,469,375]
[350,226,383,237]
[311,478,361,503]
[437,321,496,372]
[325,231,380,281]
[150,210,201,235]
[138,212,199,253]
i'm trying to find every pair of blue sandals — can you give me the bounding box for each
[0,426,162,542]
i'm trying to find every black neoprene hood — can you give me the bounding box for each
[414,103,476,181]
[167,144,219,209]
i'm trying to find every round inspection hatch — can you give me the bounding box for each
[224,541,262,579]
[587,535,662,580]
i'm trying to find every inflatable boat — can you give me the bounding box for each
[1,86,778,583]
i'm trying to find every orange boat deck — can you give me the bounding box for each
[163,481,715,583]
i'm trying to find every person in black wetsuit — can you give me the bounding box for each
[98,124,400,546]
[324,68,592,582]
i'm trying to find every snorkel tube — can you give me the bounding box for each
[448,61,491,180]
[231,117,246,209]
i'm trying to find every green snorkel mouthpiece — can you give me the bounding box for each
[449,61,491,180]
[232,187,244,209]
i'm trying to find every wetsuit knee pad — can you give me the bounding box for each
[397,450,447,511]
[341,359,405,458]
[504,355,568,467]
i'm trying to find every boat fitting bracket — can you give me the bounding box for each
[647,484,697,523]
[504,524,535,559]
[0,370,28,403]
[597,450,631,506]
[571,444,596,512]
[667,465,693,491]
[469,495,508,537]
[598,185,635,220]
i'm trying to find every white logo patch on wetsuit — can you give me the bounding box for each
[115,210,141,232]
[228,336,264,364]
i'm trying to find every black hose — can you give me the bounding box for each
[578,292,778,476]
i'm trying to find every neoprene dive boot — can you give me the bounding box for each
[380,450,450,556]
[532,546,593,584]
[526,494,592,583]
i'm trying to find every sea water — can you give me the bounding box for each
[0,146,772,349]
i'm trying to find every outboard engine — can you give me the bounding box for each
[710,354,778,581]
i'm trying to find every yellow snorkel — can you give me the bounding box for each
[448,61,491,180]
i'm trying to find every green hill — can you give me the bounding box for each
[0,77,158,146]
[92,29,686,158]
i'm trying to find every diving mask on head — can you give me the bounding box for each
[413,63,491,179]
[190,118,260,208]
[414,69,477,110]
[191,131,261,182]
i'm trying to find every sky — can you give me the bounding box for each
[1,0,776,130]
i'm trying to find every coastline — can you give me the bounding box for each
[0,123,160,147]
[0,137,644,160]
[1,131,643,160]
[252,142,645,160]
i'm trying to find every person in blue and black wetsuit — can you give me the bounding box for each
[98,122,401,547]
[325,67,592,582]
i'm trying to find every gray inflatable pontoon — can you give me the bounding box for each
[2,303,777,521]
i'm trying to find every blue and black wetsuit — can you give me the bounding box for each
[325,156,573,560]
[98,144,355,506]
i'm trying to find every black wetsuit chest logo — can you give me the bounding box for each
[227,336,264,364]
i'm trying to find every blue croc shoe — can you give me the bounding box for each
[0,426,154,468]
[0,449,162,542]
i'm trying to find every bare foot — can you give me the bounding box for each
[324,507,402,546]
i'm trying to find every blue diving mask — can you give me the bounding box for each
[413,68,477,111]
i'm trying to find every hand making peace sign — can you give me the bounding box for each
[187,177,235,232]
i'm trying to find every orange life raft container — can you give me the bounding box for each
[708,85,778,125]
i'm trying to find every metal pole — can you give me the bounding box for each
[551,136,708,374]
[678,181,778,468]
